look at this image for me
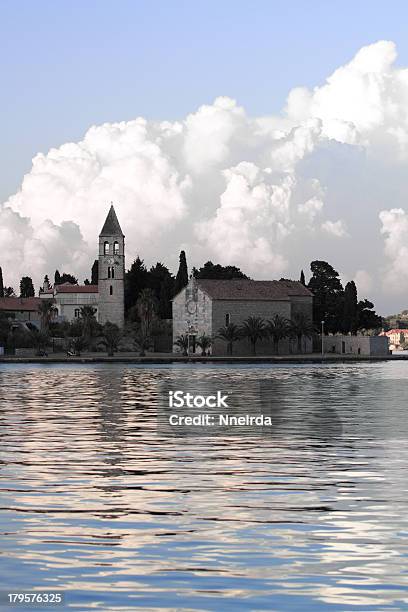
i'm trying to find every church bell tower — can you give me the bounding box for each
[98,204,125,328]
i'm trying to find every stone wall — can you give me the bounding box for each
[212,299,292,356]
[322,335,389,356]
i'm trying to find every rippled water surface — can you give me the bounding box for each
[1,362,408,610]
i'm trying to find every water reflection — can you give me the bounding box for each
[0,362,408,610]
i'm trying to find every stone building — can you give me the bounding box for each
[98,205,125,328]
[36,205,125,327]
[172,277,313,355]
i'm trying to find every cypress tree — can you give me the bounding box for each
[91,260,99,285]
[54,270,61,285]
[174,250,188,295]
[300,269,306,286]
[20,276,35,298]
[343,281,358,334]
[0,266,4,298]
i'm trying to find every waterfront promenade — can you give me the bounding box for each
[0,351,405,364]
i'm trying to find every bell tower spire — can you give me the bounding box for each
[98,204,125,328]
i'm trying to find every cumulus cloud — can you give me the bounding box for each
[379,208,408,294]
[321,220,348,238]
[3,40,408,311]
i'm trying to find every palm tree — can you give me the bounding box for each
[196,333,212,356]
[99,322,122,356]
[136,288,157,336]
[290,312,315,353]
[79,305,97,348]
[38,299,56,332]
[174,334,189,356]
[266,314,290,355]
[217,323,241,356]
[134,330,151,357]
[240,316,267,356]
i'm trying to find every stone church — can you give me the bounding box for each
[39,205,125,327]
[173,276,313,355]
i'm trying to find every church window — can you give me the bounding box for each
[225,313,231,326]
[110,285,113,295]
[74,308,80,318]
[104,241,110,255]
[114,241,119,255]
[108,267,111,279]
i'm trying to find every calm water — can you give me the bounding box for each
[1,362,408,611]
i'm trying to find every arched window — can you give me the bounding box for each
[225,313,231,326]
[108,267,111,279]
[111,267,115,278]
[110,285,113,295]
[114,241,119,255]
[104,241,110,255]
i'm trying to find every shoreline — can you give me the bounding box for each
[0,353,405,365]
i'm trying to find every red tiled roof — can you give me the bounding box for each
[0,297,42,312]
[195,279,312,301]
[382,329,408,335]
[55,284,98,294]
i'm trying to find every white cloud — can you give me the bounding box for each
[321,220,348,237]
[379,208,408,294]
[4,40,408,311]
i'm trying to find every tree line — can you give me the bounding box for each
[175,312,315,356]
[0,256,383,333]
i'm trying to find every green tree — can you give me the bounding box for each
[307,261,344,332]
[343,281,358,334]
[357,299,382,331]
[174,333,189,356]
[125,256,149,311]
[99,322,121,357]
[266,314,290,355]
[59,273,78,284]
[300,269,306,286]
[240,316,266,356]
[54,270,61,285]
[290,312,315,354]
[217,323,241,356]
[148,262,174,319]
[193,261,249,280]
[79,305,98,348]
[0,266,4,298]
[38,299,56,332]
[196,333,212,356]
[91,260,99,285]
[136,288,157,336]
[174,250,189,295]
[4,287,15,297]
[20,276,35,298]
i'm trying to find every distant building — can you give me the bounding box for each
[40,283,98,322]
[0,297,42,325]
[322,334,389,356]
[379,328,408,350]
[0,205,125,328]
[172,277,313,355]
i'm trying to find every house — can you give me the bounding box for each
[379,328,408,350]
[172,277,313,355]
[0,297,42,326]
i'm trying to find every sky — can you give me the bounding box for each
[2,0,408,313]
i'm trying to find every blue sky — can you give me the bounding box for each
[1,0,408,202]
[3,1,408,312]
